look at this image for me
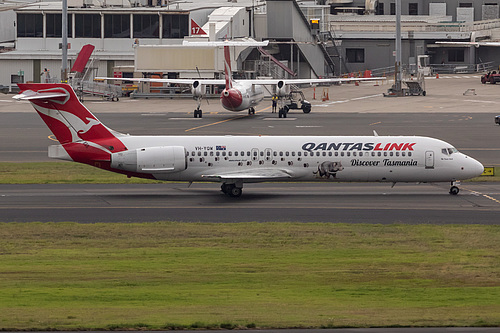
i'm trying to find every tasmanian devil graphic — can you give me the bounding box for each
[313,161,344,179]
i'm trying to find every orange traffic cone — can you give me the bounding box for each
[436,73,439,79]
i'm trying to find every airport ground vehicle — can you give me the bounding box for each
[481,71,500,84]
[279,90,312,118]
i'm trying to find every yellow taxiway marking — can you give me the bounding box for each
[48,135,58,142]
[369,121,382,126]
[184,106,272,132]
[463,187,500,205]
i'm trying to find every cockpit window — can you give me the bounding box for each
[442,147,458,155]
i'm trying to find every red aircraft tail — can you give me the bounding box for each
[14,83,127,164]
[224,45,233,90]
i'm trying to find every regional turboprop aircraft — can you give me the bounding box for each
[14,83,484,197]
[100,41,385,118]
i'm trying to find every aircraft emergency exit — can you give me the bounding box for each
[14,83,483,197]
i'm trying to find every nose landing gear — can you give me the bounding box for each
[449,181,461,195]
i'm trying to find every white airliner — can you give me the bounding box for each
[100,42,385,118]
[14,83,483,197]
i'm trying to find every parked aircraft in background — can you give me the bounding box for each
[14,83,483,197]
[100,41,385,118]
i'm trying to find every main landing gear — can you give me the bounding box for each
[194,108,202,118]
[449,181,460,195]
[221,183,242,197]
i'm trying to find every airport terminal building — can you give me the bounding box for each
[1,0,500,87]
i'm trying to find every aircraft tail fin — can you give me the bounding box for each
[224,45,233,90]
[14,83,127,162]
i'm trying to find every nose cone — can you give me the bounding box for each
[461,155,484,179]
[221,88,243,111]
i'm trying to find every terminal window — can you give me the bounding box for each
[448,49,465,62]
[75,14,101,38]
[17,14,43,37]
[409,3,418,15]
[346,48,365,63]
[46,14,72,38]
[105,14,130,38]
[134,14,159,38]
[162,14,189,38]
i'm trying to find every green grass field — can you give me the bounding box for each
[0,222,499,330]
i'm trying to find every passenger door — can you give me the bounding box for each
[425,151,434,169]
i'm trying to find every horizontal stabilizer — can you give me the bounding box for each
[13,89,68,101]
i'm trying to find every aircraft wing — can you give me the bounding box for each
[239,77,386,86]
[202,168,293,182]
[96,77,226,85]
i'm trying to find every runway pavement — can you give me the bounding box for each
[1,182,500,223]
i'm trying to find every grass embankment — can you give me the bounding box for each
[0,222,499,330]
[0,162,499,183]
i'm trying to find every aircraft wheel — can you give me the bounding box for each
[278,108,283,118]
[449,186,459,195]
[422,91,426,96]
[229,186,242,197]
[221,183,231,194]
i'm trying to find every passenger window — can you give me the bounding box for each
[222,152,226,156]
[328,152,332,156]
[353,152,357,157]
[280,152,283,156]
[292,152,295,157]
[298,152,302,157]
[204,152,207,156]
[229,151,232,156]
[347,152,350,157]
[316,152,320,156]
[341,152,344,157]
[191,151,195,156]
[247,151,250,156]
[274,151,278,156]
[335,152,339,157]
[378,152,381,157]
[216,152,220,156]
[402,152,406,157]
[359,152,363,157]
[408,152,412,157]
[389,152,393,156]
[286,152,289,157]
[235,151,239,157]
[396,152,399,157]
